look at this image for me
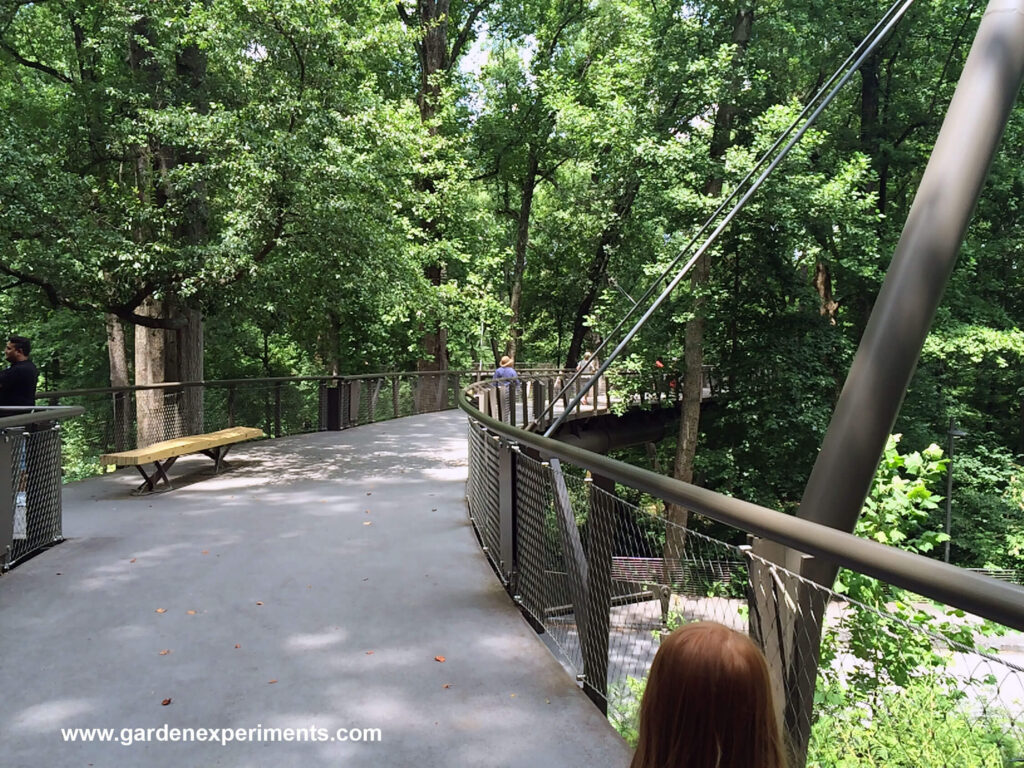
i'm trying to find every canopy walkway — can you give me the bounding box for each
[0,409,631,767]
[1,371,1023,767]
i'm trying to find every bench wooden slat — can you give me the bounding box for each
[100,427,264,466]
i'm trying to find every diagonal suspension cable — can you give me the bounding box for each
[540,0,916,437]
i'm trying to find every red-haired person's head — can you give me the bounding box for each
[630,621,787,768]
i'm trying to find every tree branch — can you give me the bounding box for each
[450,0,492,63]
[0,39,73,83]
[396,1,413,26]
[0,262,84,311]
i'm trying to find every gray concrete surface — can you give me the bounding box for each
[0,410,631,768]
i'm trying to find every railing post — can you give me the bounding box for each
[318,381,326,431]
[0,430,13,570]
[532,381,545,430]
[348,380,361,426]
[498,442,518,581]
[227,385,236,428]
[338,380,349,428]
[369,378,382,423]
[435,374,446,412]
[505,386,516,427]
[273,382,282,438]
[392,377,400,419]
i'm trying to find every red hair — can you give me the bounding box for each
[630,622,787,768]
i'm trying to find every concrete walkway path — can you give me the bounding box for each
[0,410,631,768]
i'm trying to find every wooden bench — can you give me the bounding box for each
[100,426,264,494]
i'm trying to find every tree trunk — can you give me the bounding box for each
[507,148,539,360]
[410,0,453,400]
[415,0,450,123]
[814,260,839,324]
[565,176,641,369]
[665,2,754,586]
[134,298,167,447]
[128,20,207,445]
[323,310,342,376]
[106,314,132,450]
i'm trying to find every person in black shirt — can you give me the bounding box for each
[0,335,39,409]
[1,335,37,540]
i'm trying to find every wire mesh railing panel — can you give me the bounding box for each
[478,433,502,572]
[796,567,1024,767]
[353,381,371,426]
[370,377,396,422]
[462,407,1024,766]
[466,424,496,556]
[7,425,64,566]
[560,479,1024,766]
[514,453,554,627]
[276,381,320,435]
[200,386,231,432]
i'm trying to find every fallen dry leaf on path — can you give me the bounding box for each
[161,698,172,706]
[443,683,452,689]
[365,651,374,655]
[268,679,278,684]
[155,608,167,614]
[186,610,196,615]
[201,550,209,555]
[130,558,137,563]
[159,650,171,656]
[255,601,263,606]
[363,521,372,526]
[434,656,446,663]
[234,644,241,649]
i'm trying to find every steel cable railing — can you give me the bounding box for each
[540,0,918,433]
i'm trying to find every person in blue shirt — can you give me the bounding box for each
[493,355,518,382]
[493,355,519,408]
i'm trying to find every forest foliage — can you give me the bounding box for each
[1,0,1023,569]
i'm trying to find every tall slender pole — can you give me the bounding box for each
[796,0,1024,537]
[944,418,956,563]
[779,5,1024,764]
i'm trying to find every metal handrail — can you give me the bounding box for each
[36,369,569,400]
[458,378,1024,632]
[0,406,85,429]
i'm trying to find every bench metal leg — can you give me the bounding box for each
[199,445,234,474]
[133,456,178,494]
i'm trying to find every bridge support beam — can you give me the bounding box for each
[782,4,1024,765]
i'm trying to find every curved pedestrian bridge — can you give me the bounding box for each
[0,410,631,767]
